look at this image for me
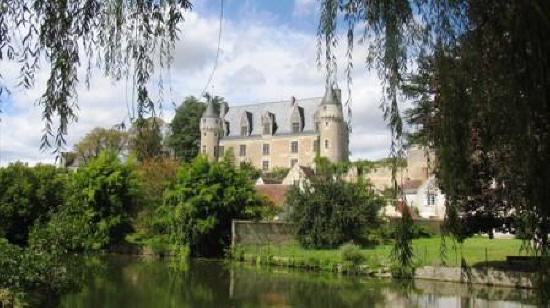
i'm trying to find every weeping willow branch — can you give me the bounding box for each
[0,0,191,155]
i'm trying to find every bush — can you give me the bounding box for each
[339,242,365,266]
[160,154,267,257]
[287,161,385,249]
[36,151,142,251]
[0,163,68,245]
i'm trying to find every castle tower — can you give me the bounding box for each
[318,87,349,162]
[200,98,221,161]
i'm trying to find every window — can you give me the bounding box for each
[241,126,248,136]
[290,159,298,167]
[427,194,436,206]
[313,140,320,153]
[239,145,246,156]
[202,145,206,154]
[315,122,320,132]
[291,141,299,153]
[325,121,329,127]
[262,161,269,171]
[262,144,270,155]
[292,122,300,133]
[219,146,224,157]
[263,123,271,135]
[325,139,329,149]
[214,146,219,158]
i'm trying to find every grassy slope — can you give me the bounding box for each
[238,236,526,268]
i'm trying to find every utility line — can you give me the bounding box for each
[201,0,224,97]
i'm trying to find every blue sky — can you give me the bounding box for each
[0,0,391,166]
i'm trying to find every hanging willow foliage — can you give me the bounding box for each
[0,0,191,154]
[319,0,550,251]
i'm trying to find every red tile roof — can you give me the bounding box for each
[255,184,291,207]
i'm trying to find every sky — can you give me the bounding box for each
[0,0,394,166]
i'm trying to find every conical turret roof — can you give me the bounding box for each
[320,87,339,106]
[203,98,219,118]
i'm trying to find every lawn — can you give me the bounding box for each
[237,236,527,268]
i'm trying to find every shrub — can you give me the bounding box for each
[0,163,68,245]
[339,242,365,266]
[160,154,266,257]
[36,151,142,251]
[287,162,385,249]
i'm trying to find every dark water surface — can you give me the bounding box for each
[58,255,539,307]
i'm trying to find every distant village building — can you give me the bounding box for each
[200,87,349,169]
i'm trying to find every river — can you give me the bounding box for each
[57,255,539,307]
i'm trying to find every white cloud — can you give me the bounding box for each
[293,0,316,17]
[0,10,393,166]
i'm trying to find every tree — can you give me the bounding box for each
[319,0,550,251]
[0,0,191,153]
[135,157,179,235]
[0,163,67,246]
[40,150,141,251]
[287,162,385,249]
[161,155,265,257]
[130,117,165,161]
[74,127,130,164]
[168,96,206,162]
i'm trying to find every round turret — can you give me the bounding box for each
[318,87,348,162]
[200,99,222,160]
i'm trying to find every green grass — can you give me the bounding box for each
[237,236,527,269]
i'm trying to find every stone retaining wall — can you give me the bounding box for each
[401,266,537,289]
[232,220,293,246]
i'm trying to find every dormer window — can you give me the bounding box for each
[261,112,275,135]
[240,111,252,136]
[290,105,304,134]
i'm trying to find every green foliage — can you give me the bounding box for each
[0,238,85,301]
[339,242,365,266]
[0,0,191,153]
[168,96,207,162]
[0,163,67,245]
[287,162,385,249]
[391,208,415,278]
[74,127,130,164]
[37,150,141,251]
[160,155,266,257]
[320,0,550,253]
[131,118,165,161]
[262,167,290,181]
[135,157,179,236]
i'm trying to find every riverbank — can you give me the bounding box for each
[232,237,544,289]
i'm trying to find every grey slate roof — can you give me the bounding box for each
[222,97,322,138]
[203,99,219,118]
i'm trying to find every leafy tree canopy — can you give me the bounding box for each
[74,127,130,164]
[288,160,385,249]
[168,96,206,162]
[319,0,550,250]
[161,154,266,257]
[0,163,67,245]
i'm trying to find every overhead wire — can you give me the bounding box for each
[201,0,224,97]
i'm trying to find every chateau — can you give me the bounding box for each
[200,87,349,170]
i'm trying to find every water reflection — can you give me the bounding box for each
[59,256,538,308]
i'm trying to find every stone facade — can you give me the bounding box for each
[200,88,349,169]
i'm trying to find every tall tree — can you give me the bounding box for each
[74,127,130,164]
[168,94,224,162]
[168,96,206,162]
[130,117,165,161]
[318,0,550,251]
